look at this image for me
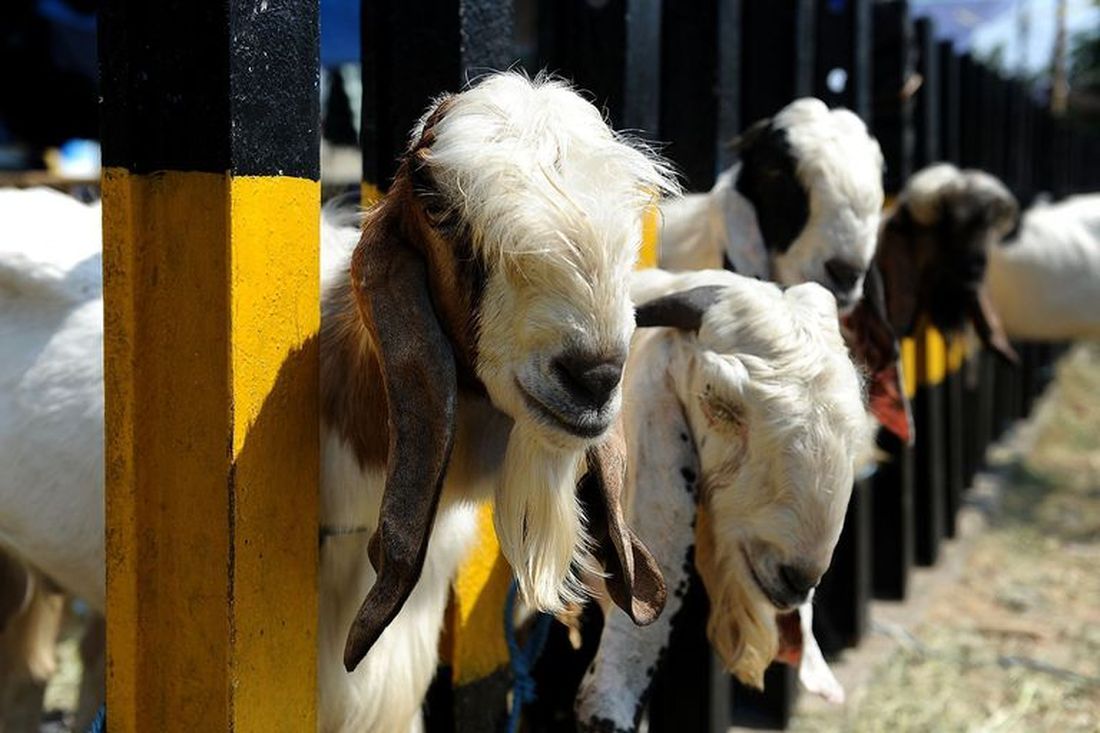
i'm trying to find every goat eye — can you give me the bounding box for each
[700,395,744,431]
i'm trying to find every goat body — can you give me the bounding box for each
[986,193,1100,342]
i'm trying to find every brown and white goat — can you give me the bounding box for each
[317,73,675,731]
[875,163,1019,360]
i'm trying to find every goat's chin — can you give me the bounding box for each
[493,423,594,613]
[704,568,779,690]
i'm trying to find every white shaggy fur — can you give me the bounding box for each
[0,74,677,733]
[986,193,1100,342]
[416,74,676,611]
[659,98,884,312]
[576,269,869,731]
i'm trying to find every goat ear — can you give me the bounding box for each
[578,424,667,626]
[968,288,1019,365]
[727,117,772,154]
[635,285,724,332]
[343,197,458,672]
[876,208,921,336]
[841,265,912,443]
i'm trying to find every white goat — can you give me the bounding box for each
[0,73,678,732]
[659,98,884,313]
[986,193,1100,342]
[575,269,870,731]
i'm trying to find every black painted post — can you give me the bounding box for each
[910,17,946,566]
[938,41,960,165]
[814,0,873,119]
[659,0,741,192]
[872,0,914,193]
[913,17,940,169]
[359,5,517,729]
[814,475,873,650]
[537,0,662,136]
[958,53,980,170]
[740,0,816,124]
[913,338,946,566]
[360,0,516,192]
[805,0,874,661]
[648,579,732,733]
[944,337,965,538]
[870,0,916,600]
[872,430,915,599]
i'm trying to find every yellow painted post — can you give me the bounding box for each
[100,3,319,730]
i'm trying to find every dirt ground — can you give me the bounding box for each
[790,344,1100,733]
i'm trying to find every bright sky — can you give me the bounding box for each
[912,0,1100,73]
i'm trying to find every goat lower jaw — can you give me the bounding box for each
[514,379,611,442]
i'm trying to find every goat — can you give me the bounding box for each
[985,193,1100,342]
[876,163,1020,361]
[0,73,677,732]
[659,98,884,313]
[574,269,870,731]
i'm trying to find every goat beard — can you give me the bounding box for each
[493,423,595,613]
[696,508,778,689]
[701,560,778,689]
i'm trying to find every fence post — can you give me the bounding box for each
[913,17,940,169]
[813,0,873,119]
[740,0,817,124]
[358,4,521,728]
[810,0,874,657]
[100,1,320,729]
[538,0,662,135]
[870,0,916,601]
[658,0,741,192]
[938,40,961,165]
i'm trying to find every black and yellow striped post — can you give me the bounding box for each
[100,2,319,729]
[912,324,947,566]
[358,4,519,729]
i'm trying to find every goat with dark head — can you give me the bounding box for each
[875,163,1020,362]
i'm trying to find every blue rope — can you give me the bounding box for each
[503,580,553,733]
[88,705,106,733]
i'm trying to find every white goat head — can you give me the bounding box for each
[733,98,884,311]
[634,271,869,687]
[876,163,1019,362]
[329,73,676,670]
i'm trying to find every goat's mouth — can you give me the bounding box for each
[741,546,798,612]
[515,379,611,440]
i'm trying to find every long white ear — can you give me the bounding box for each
[576,332,702,732]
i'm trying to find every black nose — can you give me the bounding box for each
[824,257,863,294]
[777,564,817,601]
[552,353,625,408]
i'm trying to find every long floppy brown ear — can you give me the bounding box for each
[635,285,724,332]
[343,197,458,672]
[968,288,1019,365]
[876,208,922,337]
[841,265,912,443]
[578,423,666,626]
